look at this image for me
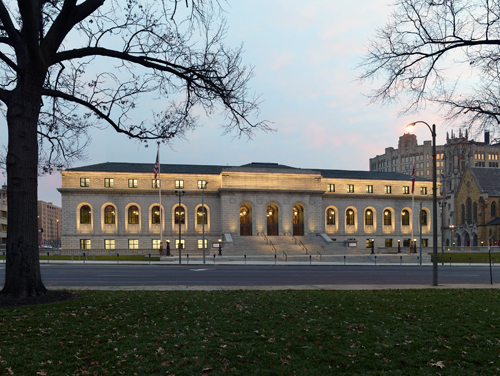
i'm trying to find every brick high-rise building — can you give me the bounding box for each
[369,130,500,246]
[37,201,62,248]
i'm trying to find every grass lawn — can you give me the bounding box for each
[433,253,500,264]
[1,290,500,375]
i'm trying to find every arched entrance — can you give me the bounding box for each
[465,233,470,246]
[240,204,252,236]
[293,205,304,236]
[267,204,279,236]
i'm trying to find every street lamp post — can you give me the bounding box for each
[175,190,185,264]
[407,121,438,286]
[439,201,446,265]
[56,219,59,248]
[202,181,208,264]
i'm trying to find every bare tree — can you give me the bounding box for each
[359,0,500,137]
[1,0,270,298]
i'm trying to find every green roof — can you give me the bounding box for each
[66,162,430,182]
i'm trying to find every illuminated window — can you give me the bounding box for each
[152,239,162,249]
[128,239,139,249]
[104,205,115,224]
[385,185,392,194]
[383,210,392,226]
[175,206,185,224]
[104,178,113,188]
[128,206,139,224]
[198,239,208,249]
[175,239,185,249]
[347,184,354,193]
[152,206,160,224]
[346,209,355,225]
[421,187,427,195]
[105,239,115,250]
[366,185,373,193]
[421,210,428,226]
[197,207,208,225]
[80,239,91,249]
[326,208,335,225]
[198,180,207,189]
[402,186,410,194]
[365,209,373,225]
[402,210,410,226]
[175,180,184,189]
[128,179,138,188]
[385,239,393,247]
[80,178,89,187]
[152,179,160,188]
[80,205,91,224]
[327,184,335,192]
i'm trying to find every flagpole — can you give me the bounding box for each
[411,156,415,253]
[158,142,162,253]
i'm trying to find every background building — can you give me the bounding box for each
[37,201,62,248]
[455,167,500,247]
[58,162,439,253]
[369,131,500,234]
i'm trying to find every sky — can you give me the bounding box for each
[0,0,451,206]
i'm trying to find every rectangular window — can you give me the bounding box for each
[403,186,410,194]
[366,239,374,248]
[347,184,354,193]
[1,224,6,231]
[80,239,91,249]
[421,239,429,247]
[327,184,335,192]
[198,239,208,249]
[175,180,184,189]
[0,210,6,218]
[128,239,139,249]
[104,178,114,188]
[152,239,161,249]
[385,239,393,247]
[421,187,427,195]
[105,239,115,250]
[403,239,411,247]
[175,239,185,249]
[128,179,138,188]
[385,185,392,194]
[152,179,160,188]
[80,178,89,187]
[198,180,207,189]
[366,185,373,193]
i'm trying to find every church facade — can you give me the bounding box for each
[58,162,439,252]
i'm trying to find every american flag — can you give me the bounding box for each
[154,151,159,188]
[411,162,415,194]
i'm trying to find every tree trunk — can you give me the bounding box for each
[1,72,47,297]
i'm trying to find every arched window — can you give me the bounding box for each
[473,202,478,223]
[326,208,335,225]
[365,209,373,225]
[80,205,91,224]
[383,210,392,226]
[128,205,139,224]
[466,198,472,223]
[462,204,465,224]
[402,210,410,226]
[175,206,185,225]
[420,210,427,226]
[152,206,160,224]
[104,205,115,224]
[492,202,497,217]
[346,209,355,226]
[197,207,208,225]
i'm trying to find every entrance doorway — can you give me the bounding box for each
[240,205,252,236]
[293,205,304,236]
[267,204,279,236]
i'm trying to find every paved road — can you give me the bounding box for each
[0,264,498,289]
